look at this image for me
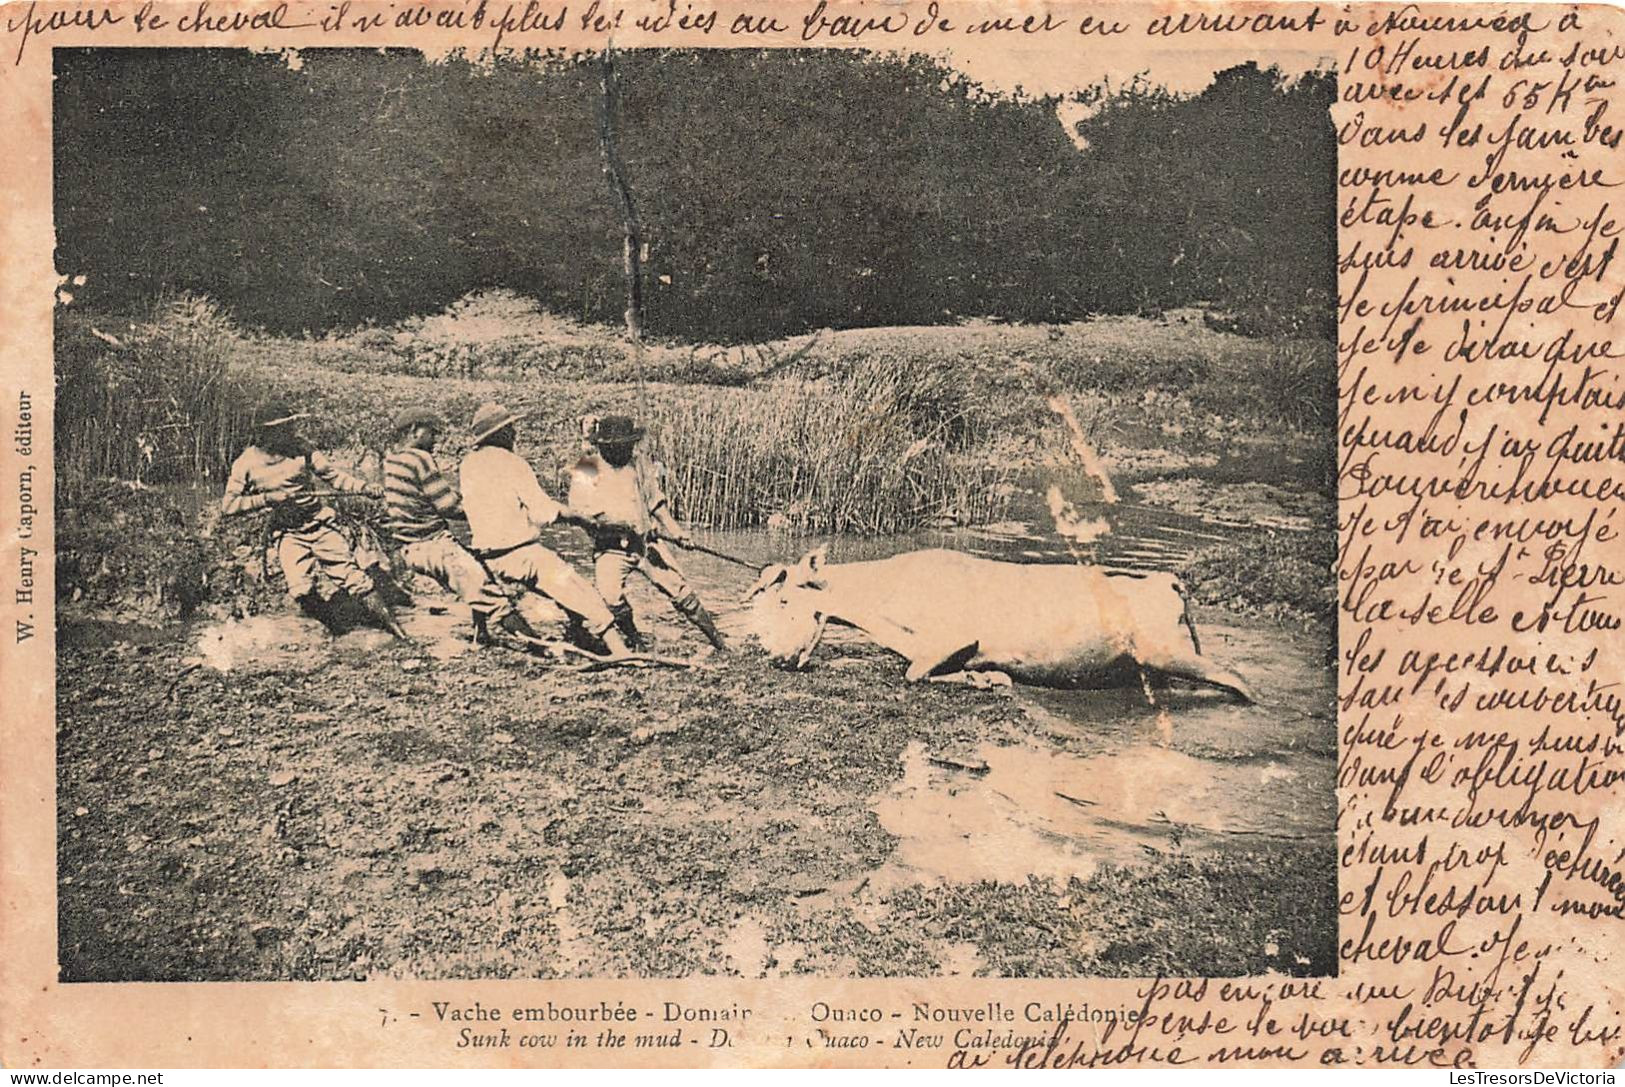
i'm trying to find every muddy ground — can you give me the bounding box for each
[56,313,1337,981]
[58,560,1335,983]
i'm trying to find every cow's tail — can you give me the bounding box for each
[1172,577,1203,656]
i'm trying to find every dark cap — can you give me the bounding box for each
[256,401,308,430]
[392,407,444,434]
[589,414,645,446]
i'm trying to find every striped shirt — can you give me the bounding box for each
[383,447,462,543]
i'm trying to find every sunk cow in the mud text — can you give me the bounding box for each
[743,547,1255,702]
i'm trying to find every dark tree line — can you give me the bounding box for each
[54,47,1335,342]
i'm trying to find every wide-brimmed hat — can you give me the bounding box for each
[391,407,444,435]
[589,414,645,446]
[470,402,521,445]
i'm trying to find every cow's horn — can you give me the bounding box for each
[742,564,788,602]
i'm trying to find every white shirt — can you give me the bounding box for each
[459,445,563,552]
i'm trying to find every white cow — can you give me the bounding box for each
[744,547,1254,702]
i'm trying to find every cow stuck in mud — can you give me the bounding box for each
[743,547,1255,702]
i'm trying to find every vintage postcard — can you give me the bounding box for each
[0,0,1621,1070]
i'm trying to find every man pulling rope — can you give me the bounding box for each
[457,402,634,660]
[222,401,408,640]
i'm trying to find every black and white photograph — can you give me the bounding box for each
[52,43,1339,982]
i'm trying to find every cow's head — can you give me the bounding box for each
[742,545,830,664]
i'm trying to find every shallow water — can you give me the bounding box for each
[868,663,1334,891]
[857,595,1335,889]
[689,453,1326,573]
[682,489,1337,888]
[868,739,1324,889]
[696,501,1228,574]
[179,476,1335,889]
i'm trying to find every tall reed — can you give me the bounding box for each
[644,354,1014,534]
[56,294,261,501]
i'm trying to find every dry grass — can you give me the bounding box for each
[1188,338,1338,430]
[1179,528,1338,631]
[54,293,1333,539]
[318,294,1335,426]
[293,294,1337,444]
[55,295,261,501]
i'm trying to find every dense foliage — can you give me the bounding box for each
[55,48,1334,341]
